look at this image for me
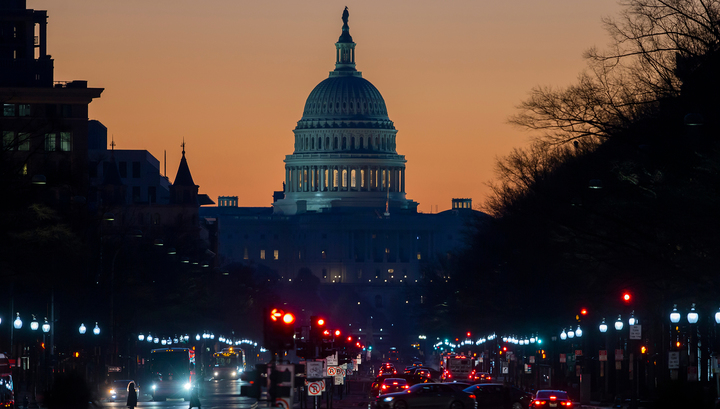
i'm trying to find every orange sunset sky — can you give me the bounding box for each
[31,0,622,212]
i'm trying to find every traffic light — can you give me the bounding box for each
[640,346,647,354]
[310,316,326,343]
[240,370,261,399]
[622,292,632,303]
[269,366,293,402]
[266,308,296,351]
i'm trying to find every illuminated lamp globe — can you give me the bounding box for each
[138,334,145,341]
[575,326,582,338]
[30,315,39,331]
[93,323,100,335]
[688,304,699,324]
[79,323,86,334]
[670,305,681,323]
[599,318,608,333]
[42,318,50,333]
[615,315,624,331]
[560,329,567,340]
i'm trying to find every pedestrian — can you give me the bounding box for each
[188,382,201,409]
[126,382,138,409]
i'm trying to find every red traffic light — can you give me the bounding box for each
[580,308,588,315]
[270,308,283,321]
[347,336,353,342]
[623,292,631,302]
[316,318,325,326]
[323,329,330,336]
[282,312,295,324]
[335,330,341,337]
[466,332,471,337]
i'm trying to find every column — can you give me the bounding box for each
[401,168,405,193]
[320,166,325,192]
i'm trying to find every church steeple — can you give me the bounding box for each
[170,140,199,205]
[331,7,361,78]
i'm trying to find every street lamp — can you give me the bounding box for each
[575,325,582,338]
[79,323,87,334]
[30,315,39,331]
[628,311,637,326]
[138,334,145,341]
[715,308,720,325]
[93,323,100,335]
[568,328,575,339]
[599,319,608,333]
[561,329,567,340]
[615,315,624,331]
[687,303,699,324]
[42,318,50,333]
[14,313,22,329]
[670,305,681,324]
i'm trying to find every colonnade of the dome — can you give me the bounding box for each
[285,164,405,194]
[294,131,396,153]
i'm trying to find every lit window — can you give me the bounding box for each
[243,247,249,260]
[273,250,279,260]
[17,133,30,151]
[3,104,14,116]
[3,131,13,148]
[416,253,422,260]
[60,132,71,151]
[260,250,265,260]
[18,104,30,117]
[45,133,56,151]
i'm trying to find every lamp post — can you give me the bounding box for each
[687,304,699,382]
[614,315,624,403]
[599,318,609,402]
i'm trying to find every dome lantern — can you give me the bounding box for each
[332,7,360,77]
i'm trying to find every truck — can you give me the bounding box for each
[441,354,473,382]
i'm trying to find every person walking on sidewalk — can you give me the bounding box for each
[188,381,201,409]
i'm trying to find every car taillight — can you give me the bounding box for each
[402,385,409,389]
[534,400,547,406]
[468,395,476,399]
[561,402,572,407]
[382,385,387,389]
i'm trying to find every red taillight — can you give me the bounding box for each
[382,385,388,390]
[550,396,557,401]
[402,385,409,389]
[468,395,476,399]
[562,402,572,407]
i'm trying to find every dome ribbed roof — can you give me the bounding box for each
[296,76,394,130]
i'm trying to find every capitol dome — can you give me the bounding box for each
[273,9,417,215]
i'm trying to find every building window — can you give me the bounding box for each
[273,250,279,260]
[152,213,160,225]
[132,161,141,178]
[3,104,14,117]
[18,104,31,117]
[243,247,249,260]
[420,296,425,304]
[358,269,362,279]
[416,252,422,260]
[17,133,30,151]
[60,132,71,151]
[3,131,13,148]
[119,162,127,178]
[132,186,141,202]
[61,104,72,117]
[321,250,327,259]
[45,133,56,151]
[148,186,156,203]
[298,251,302,260]
[260,250,266,260]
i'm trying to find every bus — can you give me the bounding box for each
[211,347,245,380]
[148,348,195,401]
[388,347,400,362]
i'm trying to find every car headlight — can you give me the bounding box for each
[184,383,192,390]
[383,397,395,402]
[214,372,219,377]
[231,372,236,377]
[109,389,115,394]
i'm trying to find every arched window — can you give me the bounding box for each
[382,138,386,151]
[326,137,330,149]
[351,137,355,150]
[342,137,347,150]
[334,137,338,149]
[351,169,357,188]
[311,138,315,150]
[360,137,364,149]
[342,169,348,188]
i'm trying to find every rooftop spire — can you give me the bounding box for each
[332,7,361,77]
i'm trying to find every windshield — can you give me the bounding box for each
[536,391,569,399]
[150,350,190,378]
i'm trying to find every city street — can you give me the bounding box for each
[101,379,257,409]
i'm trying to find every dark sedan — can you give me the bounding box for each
[375,382,476,409]
[461,383,532,409]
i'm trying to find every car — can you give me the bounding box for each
[370,378,410,398]
[375,382,476,409]
[412,361,423,367]
[462,383,532,409]
[107,380,139,402]
[378,367,398,377]
[412,368,432,379]
[444,382,473,392]
[531,390,573,408]
[468,370,492,382]
[404,366,416,374]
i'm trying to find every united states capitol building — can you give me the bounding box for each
[201,10,485,350]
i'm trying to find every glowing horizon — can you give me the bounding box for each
[30,0,622,212]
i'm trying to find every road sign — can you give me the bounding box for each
[308,381,323,396]
[335,374,344,385]
[668,352,679,369]
[107,366,122,373]
[630,325,642,340]
[528,356,535,363]
[307,361,324,379]
[599,350,607,362]
[615,349,624,361]
[327,353,338,366]
[575,350,583,357]
[276,398,290,409]
[559,354,566,363]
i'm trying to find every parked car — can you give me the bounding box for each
[375,382,476,409]
[462,383,531,409]
[531,390,573,408]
